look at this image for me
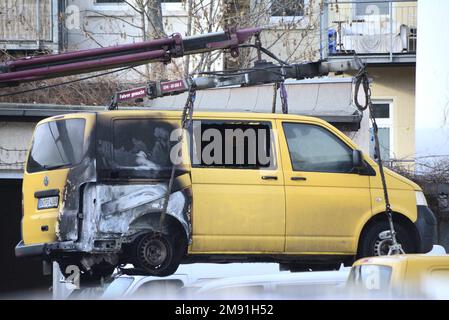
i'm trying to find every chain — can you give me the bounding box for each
[159,79,196,232]
[355,65,404,255]
[272,67,289,114]
[279,67,289,114]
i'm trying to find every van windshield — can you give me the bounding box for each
[27,119,86,173]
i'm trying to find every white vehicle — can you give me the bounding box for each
[102,274,191,299]
[101,263,281,299]
[188,269,351,300]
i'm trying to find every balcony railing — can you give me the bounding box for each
[0,0,61,52]
[321,0,417,63]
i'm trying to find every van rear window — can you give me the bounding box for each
[27,119,86,173]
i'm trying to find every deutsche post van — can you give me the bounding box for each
[15,111,437,279]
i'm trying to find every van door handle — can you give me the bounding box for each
[261,176,278,180]
[291,176,307,181]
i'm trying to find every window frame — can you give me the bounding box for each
[270,0,309,25]
[107,117,179,180]
[26,118,87,174]
[190,119,278,170]
[95,0,126,5]
[282,121,357,174]
[369,100,394,160]
[353,0,390,17]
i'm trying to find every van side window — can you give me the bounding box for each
[110,119,177,178]
[283,122,353,173]
[191,120,275,169]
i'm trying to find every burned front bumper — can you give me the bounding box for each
[415,205,437,253]
[15,240,78,258]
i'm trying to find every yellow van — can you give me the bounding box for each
[15,110,436,279]
[347,255,449,299]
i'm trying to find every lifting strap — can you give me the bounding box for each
[354,65,404,255]
[159,79,197,232]
[272,67,289,114]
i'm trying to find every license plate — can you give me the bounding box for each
[37,196,59,210]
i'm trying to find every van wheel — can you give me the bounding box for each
[133,232,184,277]
[358,221,417,258]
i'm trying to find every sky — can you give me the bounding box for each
[415,0,449,158]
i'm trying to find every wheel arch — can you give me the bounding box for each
[128,212,189,245]
[356,211,420,254]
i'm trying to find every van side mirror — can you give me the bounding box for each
[352,150,366,170]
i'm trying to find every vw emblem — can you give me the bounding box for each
[43,176,49,186]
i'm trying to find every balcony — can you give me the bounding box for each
[321,0,417,65]
[0,0,62,52]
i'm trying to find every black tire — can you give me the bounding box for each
[358,220,417,258]
[133,231,185,277]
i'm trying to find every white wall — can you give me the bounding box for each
[64,0,222,82]
[0,122,36,178]
[416,0,449,159]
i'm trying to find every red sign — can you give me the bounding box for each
[160,79,187,93]
[117,87,147,102]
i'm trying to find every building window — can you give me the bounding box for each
[271,0,305,17]
[355,0,389,16]
[369,102,393,161]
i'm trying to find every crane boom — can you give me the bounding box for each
[0,27,261,87]
[0,25,362,107]
[112,58,362,107]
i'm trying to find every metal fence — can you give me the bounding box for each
[0,146,26,171]
[323,0,417,56]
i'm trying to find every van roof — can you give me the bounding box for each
[67,109,333,124]
[38,109,335,126]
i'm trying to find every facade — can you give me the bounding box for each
[322,0,417,168]
[64,0,220,80]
